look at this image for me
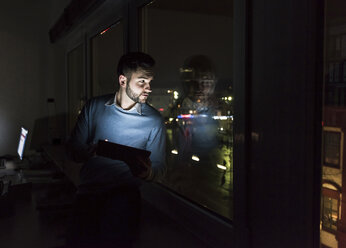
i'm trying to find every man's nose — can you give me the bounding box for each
[145,83,152,92]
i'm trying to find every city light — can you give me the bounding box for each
[178,114,194,119]
[167,90,173,93]
[174,91,179,99]
[217,164,227,170]
[212,115,233,120]
[171,149,178,155]
[179,68,193,73]
[221,96,233,102]
[192,155,200,161]
[169,118,174,122]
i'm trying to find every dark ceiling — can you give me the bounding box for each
[148,0,233,17]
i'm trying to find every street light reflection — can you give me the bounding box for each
[192,155,200,161]
[217,164,227,170]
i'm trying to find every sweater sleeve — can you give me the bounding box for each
[145,118,167,181]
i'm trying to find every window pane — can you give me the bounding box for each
[323,130,341,168]
[322,196,338,232]
[67,44,85,133]
[91,22,123,97]
[321,0,346,246]
[140,0,233,220]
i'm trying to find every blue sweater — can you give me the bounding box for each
[67,94,166,193]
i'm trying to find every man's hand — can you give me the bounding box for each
[125,155,152,179]
[67,142,98,163]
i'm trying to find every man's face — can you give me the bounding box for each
[125,70,153,104]
[185,72,216,102]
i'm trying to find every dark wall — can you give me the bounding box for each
[0,0,69,155]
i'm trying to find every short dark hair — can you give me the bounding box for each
[117,52,155,79]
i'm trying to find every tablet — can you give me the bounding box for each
[96,140,151,162]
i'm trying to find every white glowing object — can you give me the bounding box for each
[173,91,179,99]
[217,164,227,170]
[192,155,200,161]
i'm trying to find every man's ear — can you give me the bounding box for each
[119,75,127,88]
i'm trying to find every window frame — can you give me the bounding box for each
[66,42,87,134]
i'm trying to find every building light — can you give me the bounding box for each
[167,90,173,94]
[217,164,227,170]
[192,155,200,161]
[228,96,232,101]
[171,149,178,155]
[169,118,174,122]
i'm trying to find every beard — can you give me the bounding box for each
[126,84,146,103]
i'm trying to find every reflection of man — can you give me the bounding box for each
[172,55,219,159]
[66,52,166,247]
[180,55,218,111]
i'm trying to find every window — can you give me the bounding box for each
[140,0,234,220]
[91,21,124,97]
[321,188,340,233]
[323,128,343,169]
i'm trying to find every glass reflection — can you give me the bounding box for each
[170,55,229,160]
[141,0,234,220]
[164,55,233,219]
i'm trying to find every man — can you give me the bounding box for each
[66,52,166,248]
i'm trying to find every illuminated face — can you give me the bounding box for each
[126,70,153,104]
